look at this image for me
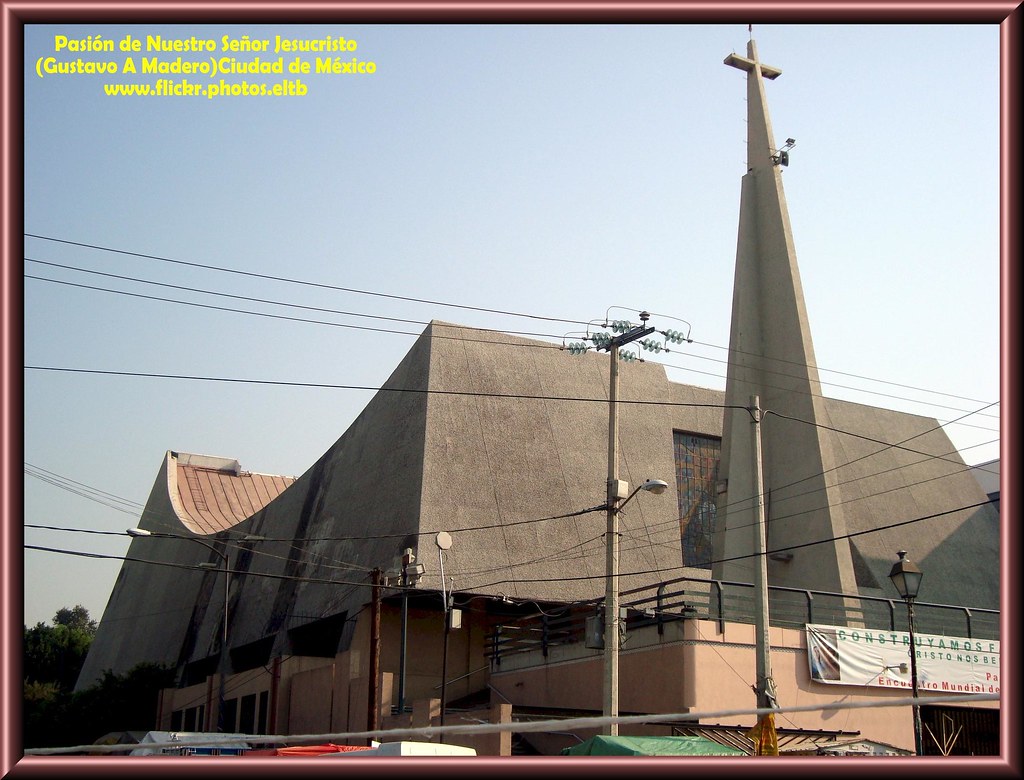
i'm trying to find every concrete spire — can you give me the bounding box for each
[712,40,858,596]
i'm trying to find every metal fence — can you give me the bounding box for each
[485,575,999,667]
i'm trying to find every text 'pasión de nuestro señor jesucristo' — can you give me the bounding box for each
[36,33,378,98]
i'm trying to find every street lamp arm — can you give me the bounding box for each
[126,527,228,562]
[186,537,228,562]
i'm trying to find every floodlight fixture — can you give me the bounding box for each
[772,137,796,167]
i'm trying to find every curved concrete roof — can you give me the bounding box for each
[167,451,296,534]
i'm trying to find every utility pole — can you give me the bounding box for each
[397,549,413,716]
[216,551,229,733]
[604,337,622,736]
[367,568,382,741]
[601,313,654,737]
[750,395,778,753]
[565,311,686,737]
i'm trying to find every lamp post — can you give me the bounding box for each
[396,548,425,717]
[126,527,263,732]
[889,549,924,756]
[602,477,668,736]
[434,531,453,736]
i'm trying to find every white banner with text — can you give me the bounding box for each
[806,623,1000,694]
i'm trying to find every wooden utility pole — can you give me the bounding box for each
[751,395,772,710]
[367,568,382,742]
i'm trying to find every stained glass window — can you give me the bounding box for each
[674,431,721,569]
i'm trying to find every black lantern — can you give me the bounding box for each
[889,550,924,755]
[888,550,923,600]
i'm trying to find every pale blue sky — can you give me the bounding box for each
[22,23,1001,627]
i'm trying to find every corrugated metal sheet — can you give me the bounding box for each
[175,459,295,534]
[672,723,860,756]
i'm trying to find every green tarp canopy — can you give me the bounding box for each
[561,735,746,756]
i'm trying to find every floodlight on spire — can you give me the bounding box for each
[772,138,796,167]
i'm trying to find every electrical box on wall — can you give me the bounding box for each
[585,615,604,649]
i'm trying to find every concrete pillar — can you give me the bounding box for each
[486,701,513,757]
[412,697,441,739]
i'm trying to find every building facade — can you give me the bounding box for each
[76,38,1000,756]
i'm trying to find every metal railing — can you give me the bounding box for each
[485,575,999,667]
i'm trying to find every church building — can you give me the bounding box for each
[77,37,999,757]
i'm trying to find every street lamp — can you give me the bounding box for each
[603,477,668,736]
[126,527,263,732]
[889,549,924,755]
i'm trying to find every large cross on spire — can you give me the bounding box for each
[724,40,783,171]
[712,36,860,599]
[724,42,782,80]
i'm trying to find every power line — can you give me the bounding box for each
[686,338,995,407]
[23,367,999,554]
[24,465,145,516]
[764,405,994,473]
[23,545,383,589]
[645,438,1000,550]
[710,400,1000,523]
[465,500,993,590]
[24,364,997,473]
[23,364,738,408]
[25,523,129,537]
[658,353,1000,424]
[26,273,999,441]
[25,233,591,327]
[25,274,461,342]
[25,233,998,416]
[32,497,983,591]
[25,263,569,343]
[125,492,990,589]
[27,269,1000,443]
[28,270,1000,428]
[25,499,608,547]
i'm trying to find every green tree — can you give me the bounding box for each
[53,605,98,634]
[22,605,174,750]
[23,606,95,691]
[23,605,97,749]
[23,605,96,687]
